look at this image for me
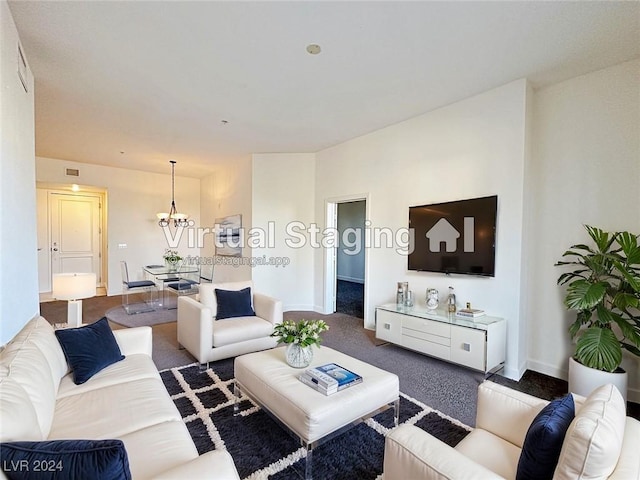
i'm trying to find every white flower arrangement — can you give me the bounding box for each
[163,249,182,264]
[271,319,329,347]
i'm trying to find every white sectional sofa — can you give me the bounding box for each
[383,381,640,480]
[0,316,240,479]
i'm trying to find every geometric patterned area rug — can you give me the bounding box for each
[160,360,471,480]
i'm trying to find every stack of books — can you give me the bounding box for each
[456,308,486,318]
[299,363,363,395]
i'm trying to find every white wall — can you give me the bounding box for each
[314,80,529,379]
[0,1,38,344]
[337,201,366,283]
[518,82,536,378]
[35,157,201,294]
[200,157,253,282]
[252,153,315,310]
[526,59,640,400]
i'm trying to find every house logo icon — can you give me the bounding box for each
[426,217,475,253]
[426,219,459,252]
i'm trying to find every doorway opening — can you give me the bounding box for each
[336,201,365,317]
[324,195,368,321]
[36,184,108,302]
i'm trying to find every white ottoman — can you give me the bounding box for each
[234,346,399,479]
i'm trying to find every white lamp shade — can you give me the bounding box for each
[52,273,97,300]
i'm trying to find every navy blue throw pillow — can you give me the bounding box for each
[516,393,575,480]
[0,439,131,480]
[215,287,255,320]
[55,317,124,385]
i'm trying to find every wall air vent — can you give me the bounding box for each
[65,168,80,177]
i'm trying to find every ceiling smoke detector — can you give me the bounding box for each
[306,44,321,55]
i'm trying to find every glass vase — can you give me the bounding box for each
[165,259,178,272]
[285,343,313,368]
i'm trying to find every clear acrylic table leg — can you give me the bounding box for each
[304,443,313,480]
[233,383,240,416]
[393,397,400,427]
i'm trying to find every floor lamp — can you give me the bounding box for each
[52,273,97,327]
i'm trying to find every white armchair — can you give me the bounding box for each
[383,381,640,480]
[177,280,283,369]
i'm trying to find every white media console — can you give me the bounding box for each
[375,304,506,373]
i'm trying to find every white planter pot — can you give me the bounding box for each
[568,356,628,403]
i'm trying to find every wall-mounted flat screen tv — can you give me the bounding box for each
[408,195,497,276]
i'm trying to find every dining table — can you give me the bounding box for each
[143,264,199,308]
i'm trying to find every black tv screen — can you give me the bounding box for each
[408,195,497,276]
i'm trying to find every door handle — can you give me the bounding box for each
[52,248,58,252]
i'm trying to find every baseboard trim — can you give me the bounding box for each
[502,365,522,382]
[314,304,331,314]
[283,304,316,313]
[527,359,567,381]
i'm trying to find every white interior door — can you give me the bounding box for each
[324,202,338,313]
[50,193,101,284]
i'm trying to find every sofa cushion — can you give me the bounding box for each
[56,354,160,399]
[212,316,274,347]
[28,320,70,382]
[516,393,574,480]
[153,450,240,480]
[0,328,59,439]
[55,318,125,385]
[554,384,626,480]
[455,428,522,479]
[50,378,181,440]
[0,377,43,442]
[119,421,198,479]
[0,439,131,480]
[610,417,640,479]
[215,287,255,320]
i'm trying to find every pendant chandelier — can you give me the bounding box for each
[157,160,189,227]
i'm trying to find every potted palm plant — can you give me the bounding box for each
[556,225,640,401]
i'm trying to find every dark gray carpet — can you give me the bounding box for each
[336,280,364,318]
[160,361,471,480]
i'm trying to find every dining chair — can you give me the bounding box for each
[200,262,214,283]
[164,264,200,309]
[120,261,158,314]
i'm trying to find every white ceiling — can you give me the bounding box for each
[9,1,640,178]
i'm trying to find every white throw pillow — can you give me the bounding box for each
[553,384,626,480]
